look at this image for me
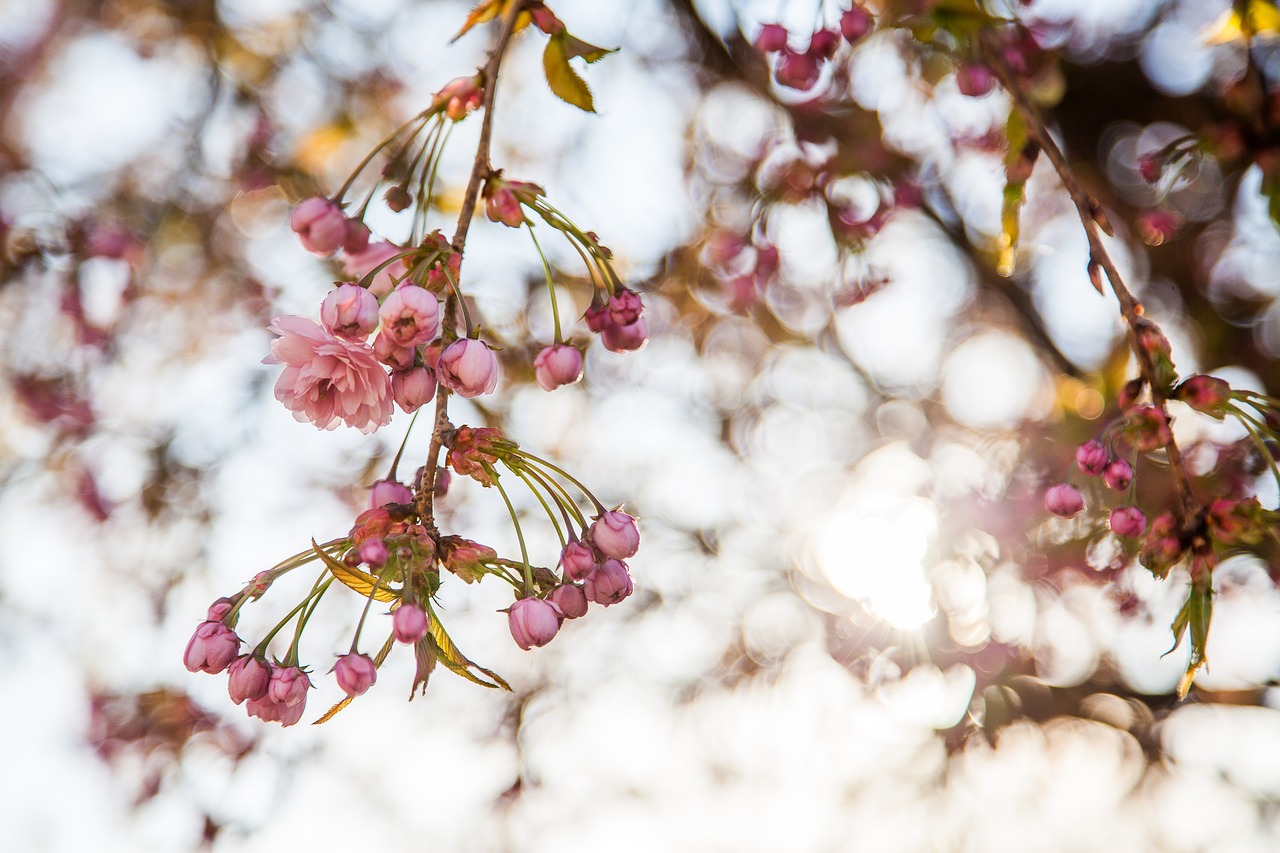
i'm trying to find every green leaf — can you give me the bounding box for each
[543,32,601,112]
[426,602,512,690]
[1165,582,1213,699]
[312,539,398,602]
[560,34,616,63]
[998,109,1037,277]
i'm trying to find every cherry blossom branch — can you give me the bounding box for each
[985,41,1201,528]
[418,0,527,529]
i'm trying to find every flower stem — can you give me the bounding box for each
[526,223,563,343]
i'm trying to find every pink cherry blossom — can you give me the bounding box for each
[393,602,429,644]
[601,317,649,353]
[549,583,589,619]
[1075,440,1109,476]
[589,510,640,559]
[391,366,437,413]
[343,240,403,297]
[320,284,379,339]
[265,316,393,434]
[368,478,413,509]
[533,344,584,391]
[508,597,563,650]
[1110,506,1147,538]
[268,666,311,708]
[333,653,377,697]
[1045,483,1085,518]
[583,559,634,606]
[290,197,346,256]
[227,655,271,704]
[437,339,499,398]
[378,284,441,347]
[183,620,240,674]
[560,539,598,581]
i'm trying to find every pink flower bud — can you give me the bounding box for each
[227,654,271,704]
[840,7,873,43]
[508,597,563,650]
[1139,512,1182,579]
[1076,440,1109,476]
[183,620,240,674]
[533,344,584,391]
[320,284,379,339]
[1176,374,1231,416]
[1117,378,1144,411]
[607,289,644,326]
[342,218,370,254]
[369,479,413,509]
[1136,210,1181,247]
[774,49,821,91]
[1044,483,1085,518]
[1109,506,1147,538]
[432,75,484,121]
[585,301,610,333]
[560,539,599,581]
[393,602,429,644]
[1137,152,1162,184]
[384,185,412,212]
[268,666,311,708]
[373,331,415,370]
[290,197,346,256]
[333,652,377,697]
[391,366,437,414]
[485,187,524,228]
[601,317,649,353]
[1125,406,1172,452]
[206,597,236,622]
[549,583,589,619]
[435,466,451,497]
[360,537,389,567]
[379,284,441,347]
[583,558,634,606]
[809,28,840,59]
[589,511,641,559]
[1103,460,1133,491]
[437,339,499,398]
[956,62,996,97]
[343,240,403,297]
[755,23,789,53]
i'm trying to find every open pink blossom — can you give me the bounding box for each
[290,197,346,256]
[321,284,379,339]
[533,344,584,391]
[343,240,403,297]
[379,284,441,347]
[266,316,393,434]
[437,339,499,398]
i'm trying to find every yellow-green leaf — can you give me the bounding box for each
[426,603,512,690]
[311,539,398,602]
[560,34,617,63]
[1166,582,1213,700]
[998,109,1036,277]
[453,0,502,41]
[543,33,596,112]
[1203,0,1280,44]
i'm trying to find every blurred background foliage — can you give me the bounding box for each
[4,0,1280,849]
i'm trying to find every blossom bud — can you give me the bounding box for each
[607,288,644,326]
[290,197,346,256]
[549,583,589,619]
[533,344,584,391]
[437,339,499,398]
[227,654,271,704]
[1139,512,1182,579]
[1125,406,1172,452]
[1117,378,1144,411]
[1103,460,1133,491]
[432,75,484,121]
[774,49,820,91]
[1175,374,1231,417]
[755,23,788,53]
[206,597,236,622]
[333,652,377,697]
[1044,483,1084,518]
[840,7,873,43]
[584,301,610,333]
[369,479,413,509]
[956,62,996,97]
[485,187,524,228]
[267,666,311,710]
[373,331,416,370]
[435,466,451,497]
[1137,152,1162,184]
[560,539,599,581]
[342,218,370,254]
[392,602,429,644]
[391,366,437,414]
[384,185,411,213]
[359,537,389,568]
[1075,439,1109,476]
[183,620,240,674]
[379,284,441,347]
[589,511,641,559]
[583,558,634,606]
[808,28,840,59]
[601,316,649,353]
[1109,506,1147,538]
[508,597,563,650]
[321,284,379,339]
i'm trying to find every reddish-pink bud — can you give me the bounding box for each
[956,62,996,97]
[359,537,388,568]
[290,197,346,256]
[267,666,311,708]
[1075,439,1109,476]
[342,218,370,254]
[549,583,589,619]
[607,289,644,327]
[1103,460,1133,491]
[1109,506,1147,538]
[1175,374,1232,417]
[393,602,429,644]
[533,344,584,391]
[560,539,599,582]
[1117,378,1145,412]
[432,75,484,121]
[809,28,840,59]
[333,652,377,697]
[391,366,437,414]
[369,479,413,509]
[583,558,634,606]
[321,284,379,339]
[485,187,525,228]
[508,597,563,650]
[755,23,789,53]
[384,185,411,213]
[1137,152,1163,184]
[590,511,641,559]
[1126,406,1172,452]
[601,317,650,353]
[840,7,873,43]
[1044,483,1085,518]
[227,655,271,704]
[774,49,821,91]
[437,339,499,398]
[183,620,240,674]
[206,597,236,622]
[379,284,441,348]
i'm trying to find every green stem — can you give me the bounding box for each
[512,449,606,515]
[1230,405,1280,489]
[334,109,433,202]
[526,223,563,343]
[255,571,332,661]
[349,563,394,654]
[493,474,534,594]
[387,409,422,483]
[508,455,584,530]
[504,459,567,546]
[441,266,475,338]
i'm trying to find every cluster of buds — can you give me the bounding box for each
[754,6,873,92]
[1044,436,1145,538]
